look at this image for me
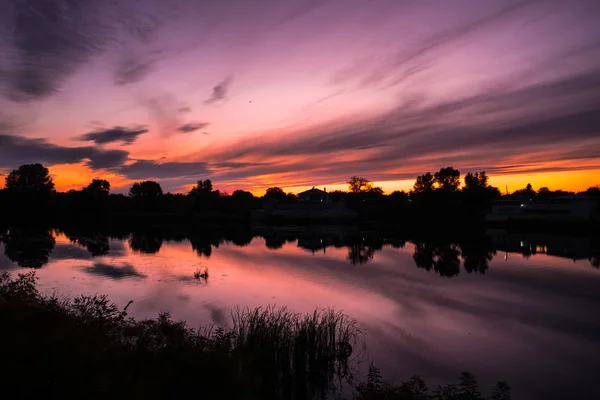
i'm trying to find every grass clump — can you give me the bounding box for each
[193,267,209,281]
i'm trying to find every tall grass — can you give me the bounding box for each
[230,306,363,398]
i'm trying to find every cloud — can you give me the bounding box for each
[0,134,128,170]
[0,0,109,101]
[0,0,197,101]
[178,106,192,113]
[114,58,154,86]
[177,122,210,133]
[198,68,600,185]
[79,126,149,145]
[117,160,209,180]
[204,76,233,104]
[332,1,534,89]
[141,93,189,135]
[81,263,147,280]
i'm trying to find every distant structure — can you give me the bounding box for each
[298,187,331,204]
[487,194,597,222]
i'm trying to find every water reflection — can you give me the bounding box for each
[1,224,599,399]
[130,231,164,254]
[81,262,148,280]
[412,242,462,277]
[1,227,55,268]
[1,225,599,271]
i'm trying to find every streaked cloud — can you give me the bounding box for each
[177,122,210,133]
[79,126,149,145]
[204,76,233,105]
[0,134,128,170]
[117,160,209,180]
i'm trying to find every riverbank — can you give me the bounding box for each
[1,272,511,399]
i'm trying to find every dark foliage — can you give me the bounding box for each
[4,163,55,193]
[0,272,511,400]
[0,272,362,399]
[355,365,510,400]
[0,163,596,227]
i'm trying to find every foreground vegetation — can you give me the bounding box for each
[1,272,511,399]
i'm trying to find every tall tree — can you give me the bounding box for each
[263,187,287,203]
[434,167,460,192]
[189,179,213,195]
[128,181,163,199]
[348,176,373,193]
[5,164,55,193]
[464,171,489,190]
[85,179,110,195]
[413,172,435,193]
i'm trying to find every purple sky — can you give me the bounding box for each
[1,0,599,193]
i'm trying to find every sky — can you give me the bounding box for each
[0,0,599,194]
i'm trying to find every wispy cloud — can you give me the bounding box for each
[79,126,149,145]
[117,160,209,180]
[198,68,600,185]
[204,76,233,105]
[0,134,128,170]
[177,122,210,133]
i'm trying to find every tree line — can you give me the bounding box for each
[0,163,598,221]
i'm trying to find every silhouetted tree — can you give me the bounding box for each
[490,381,511,400]
[434,167,460,192]
[188,179,221,211]
[285,192,298,203]
[462,171,501,215]
[464,171,489,190]
[5,164,55,193]
[458,372,482,400]
[537,186,550,196]
[232,190,254,201]
[413,172,435,193]
[189,179,213,195]
[513,183,535,198]
[129,181,163,199]
[85,179,110,195]
[348,176,373,193]
[263,187,287,203]
[128,181,163,211]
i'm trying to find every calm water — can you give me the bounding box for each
[1,226,599,399]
